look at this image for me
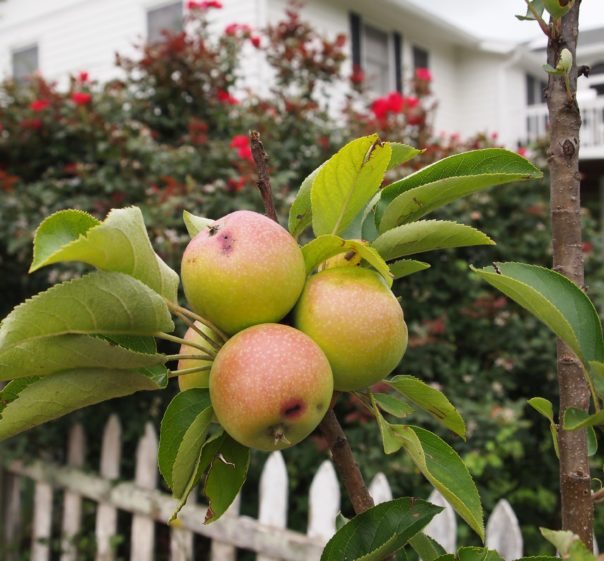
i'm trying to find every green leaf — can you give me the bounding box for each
[301,234,393,286]
[563,407,604,431]
[393,425,484,540]
[408,533,446,561]
[288,165,322,239]
[203,434,250,523]
[515,0,545,20]
[320,498,442,561]
[312,135,391,236]
[0,334,165,381]
[528,397,555,424]
[172,406,215,498]
[336,512,350,531]
[389,259,431,279]
[0,271,174,352]
[540,528,585,557]
[388,375,466,438]
[30,207,179,301]
[158,389,212,488]
[587,426,598,457]
[169,430,224,522]
[0,368,160,441]
[588,361,604,398]
[387,143,422,171]
[373,392,415,418]
[528,397,559,458]
[514,557,561,561]
[472,263,604,367]
[373,221,494,261]
[457,547,505,561]
[183,211,215,238]
[371,396,405,455]
[375,149,542,229]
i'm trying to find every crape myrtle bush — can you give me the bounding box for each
[1,2,603,555]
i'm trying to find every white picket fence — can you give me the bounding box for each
[0,415,525,561]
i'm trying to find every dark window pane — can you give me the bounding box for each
[413,46,429,70]
[12,45,38,82]
[363,24,390,94]
[349,12,362,68]
[526,74,536,106]
[147,2,183,43]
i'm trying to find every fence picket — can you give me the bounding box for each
[170,490,196,561]
[60,423,86,561]
[211,493,241,561]
[256,451,288,561]
[369,472,392,505]
[486,499,522,561]
[31,480,53,561]
[424,490,457,554]
[95,415,122,561]
[1,471,22,561]
[307,460,339,542]
[131,423,158,561]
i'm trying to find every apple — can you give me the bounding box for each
[209,323,333,451]
[293,267,407,391]
[177,322,217,391]
[181,210,306,335]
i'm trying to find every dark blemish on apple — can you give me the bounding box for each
[208,224,221,237]
[218,231,234,253]
[316,403,324,412]
[281,399,306,419]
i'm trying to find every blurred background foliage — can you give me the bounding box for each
[1,3,603,558]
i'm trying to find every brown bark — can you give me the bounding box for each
[547,1,593,547]
[250,130,279,222]
[318,409,376,514]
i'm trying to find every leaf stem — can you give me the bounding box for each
[582,364,601,413]
[525,0,550,36]
[164,353,214,362]
[165,300,228,343]
[172,309,221,353]
[168,365,212,379]
[156,332,214,355]
[250,130,279,222]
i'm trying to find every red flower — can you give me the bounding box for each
[64,163,79,174]
[237,146,253,162]
[405,96,419,109]
[250,35,261,48]
[227,177,246,192]
[350,64,364,84]
[582,241,593,254]
[225,23,252,36]
[20,118,43,130]
[71,92,92,106]
[187,0,222,9]
[415,67,432,82]
[386,91,404,113]
[78,71,89,82]
[29,99,50,112]
[229,134,249,149]
[517,146,527,157]
[217,89,239,105]
[371,97,390,119]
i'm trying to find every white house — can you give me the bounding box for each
[0,0,603,161]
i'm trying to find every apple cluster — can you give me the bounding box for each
[179,210,408,451]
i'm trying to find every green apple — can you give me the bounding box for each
[209,323,333,451]
[181,210,306,335]
[294,267,407,391]
[177,322,217,391]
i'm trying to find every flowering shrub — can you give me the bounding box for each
[1,4,602,551]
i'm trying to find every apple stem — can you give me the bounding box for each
[156,332,216,355]
[164,353,214,362]
[168,365,212,378]
[249,131,279,223]
[165,300,229,343]
[319,408,375,514]
[171,309,222,352]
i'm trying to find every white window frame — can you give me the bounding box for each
[12,43,39,82]
[361,21,396,95]
[146,0,184,43]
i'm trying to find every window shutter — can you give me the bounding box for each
[349,12,362,69]
[393,32,403,93]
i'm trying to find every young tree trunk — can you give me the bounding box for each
[546,1,593,547]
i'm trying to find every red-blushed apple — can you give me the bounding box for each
[293,267,408,391]
[180,210,306,335]
[177,322,218,391]
[209,323,333,451]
